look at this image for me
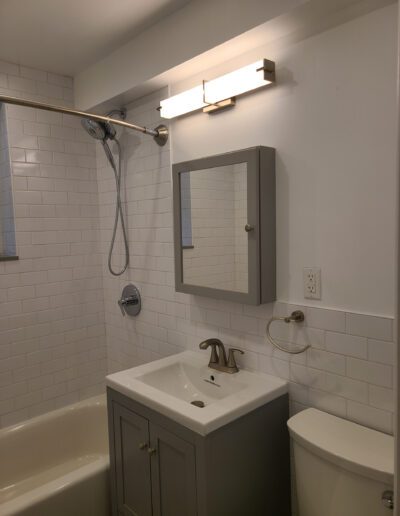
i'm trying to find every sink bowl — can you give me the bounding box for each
[106,351,287,435]
[138,361,246,403]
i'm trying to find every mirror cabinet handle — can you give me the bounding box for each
[245,224,254,232]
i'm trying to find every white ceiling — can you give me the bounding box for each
[0,0,191,76]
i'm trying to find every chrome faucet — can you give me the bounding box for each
[199,338,244,374]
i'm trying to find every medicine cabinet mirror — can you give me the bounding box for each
[172,146,276,305]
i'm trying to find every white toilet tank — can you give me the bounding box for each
[288,408,394,516]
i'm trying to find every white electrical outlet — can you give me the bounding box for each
[303,267,321,299]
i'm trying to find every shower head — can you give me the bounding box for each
[81,118,116,141]
[81,108,126,142]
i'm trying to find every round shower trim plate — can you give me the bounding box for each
[153,124,169,146]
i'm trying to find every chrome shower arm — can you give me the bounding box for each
[0,94,168,145]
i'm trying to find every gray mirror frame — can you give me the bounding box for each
[172,146,276,305]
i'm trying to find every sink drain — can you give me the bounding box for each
[190,400,205,408]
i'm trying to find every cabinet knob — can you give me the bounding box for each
[245,224,254,232]
[139,442,148,450]
[148,447,157,456]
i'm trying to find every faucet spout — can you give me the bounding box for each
[199,339,226,367]
[199,339,243,373]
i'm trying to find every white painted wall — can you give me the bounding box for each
[171,4,398,316]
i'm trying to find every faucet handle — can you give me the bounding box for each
[227,348,244,370]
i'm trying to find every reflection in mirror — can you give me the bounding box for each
[180,162,248,293]
[0,104,17,260]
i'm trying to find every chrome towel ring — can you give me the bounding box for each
[266,310,310,354]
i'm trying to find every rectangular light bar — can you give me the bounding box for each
[159,59,275,119]
[159,85,206,119]
[205,59,273,104]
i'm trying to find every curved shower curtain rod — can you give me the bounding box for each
[0,94,169,146]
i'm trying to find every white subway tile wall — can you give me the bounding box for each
[95,90,395,435]
[0,61,106,427]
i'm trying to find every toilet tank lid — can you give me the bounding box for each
[287,408,394,485]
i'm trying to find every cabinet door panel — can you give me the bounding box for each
[113,403,152,516]
[150,423,197,516]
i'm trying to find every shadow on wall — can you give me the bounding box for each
[275,153,289,300]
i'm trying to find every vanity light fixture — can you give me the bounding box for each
[159,58,275,119]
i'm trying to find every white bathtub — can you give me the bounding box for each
[0,395,110,516]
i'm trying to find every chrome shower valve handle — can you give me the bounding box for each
[118,296,137,315]
[118,284,141,317]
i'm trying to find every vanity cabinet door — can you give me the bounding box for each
[113,403,153,516]
[149,423,197,516]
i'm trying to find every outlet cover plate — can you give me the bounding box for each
[303,267,321,300]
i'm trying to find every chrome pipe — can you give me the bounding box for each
[0,94,168,145]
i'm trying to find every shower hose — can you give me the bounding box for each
[101,139,129,276]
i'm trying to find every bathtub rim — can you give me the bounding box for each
[0,393,106,437]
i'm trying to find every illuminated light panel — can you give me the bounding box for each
[159,85,206,119]
[204,60,272,104]
[159,59,275,119]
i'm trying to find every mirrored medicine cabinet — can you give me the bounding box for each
[172,146,276,305]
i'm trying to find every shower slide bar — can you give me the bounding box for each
[0,94,169,146]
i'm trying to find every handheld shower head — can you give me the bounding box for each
[80,107,130,277]
[81,108,126,142]
[81,118,116,141]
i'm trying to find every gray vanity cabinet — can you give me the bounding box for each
[150,423,197,516]
[111,401,196,516]
[108,388,290,516]
[112,403,152,516]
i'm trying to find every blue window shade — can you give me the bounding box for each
[0,104,17,259]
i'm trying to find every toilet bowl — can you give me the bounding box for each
[288,408,394,516]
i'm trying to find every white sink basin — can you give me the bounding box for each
[106,351,287,435]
